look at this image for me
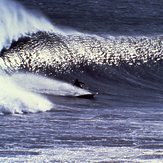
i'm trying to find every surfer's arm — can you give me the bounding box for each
[79,82,85,85]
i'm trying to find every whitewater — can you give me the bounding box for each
[0,0,163,162]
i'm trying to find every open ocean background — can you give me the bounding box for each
[0,0,163,162]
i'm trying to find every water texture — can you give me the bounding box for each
[0,0,163,162]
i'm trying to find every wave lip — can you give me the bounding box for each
[0,0,63,52]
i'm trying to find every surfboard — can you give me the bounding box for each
[40,92,98,99]
[75,93,97,99]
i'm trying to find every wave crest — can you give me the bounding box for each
[0,0,63,51]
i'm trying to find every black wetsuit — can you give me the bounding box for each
[74,79,84,88]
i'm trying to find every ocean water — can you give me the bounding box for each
[0,0,163,162]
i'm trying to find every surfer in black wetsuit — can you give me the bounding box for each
[74,79,85,88]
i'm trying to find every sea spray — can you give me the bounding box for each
[0,0,63,51]
[12,73,90,96]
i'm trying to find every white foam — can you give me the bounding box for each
[0,73,53,114]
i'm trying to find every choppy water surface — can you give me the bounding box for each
[0,102,163,162]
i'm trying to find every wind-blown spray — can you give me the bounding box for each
[0,0,62,51]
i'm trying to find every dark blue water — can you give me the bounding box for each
[19,0,163,35]
[0,0,163,162]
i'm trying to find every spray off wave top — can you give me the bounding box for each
[0,0,64,51]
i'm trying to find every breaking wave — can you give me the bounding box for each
[1,31,163,101]
[0,0,92,115]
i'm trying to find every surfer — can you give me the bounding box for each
[74,79,85,88]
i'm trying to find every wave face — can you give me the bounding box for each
[2,32,163,83]
[1,31,163,106]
